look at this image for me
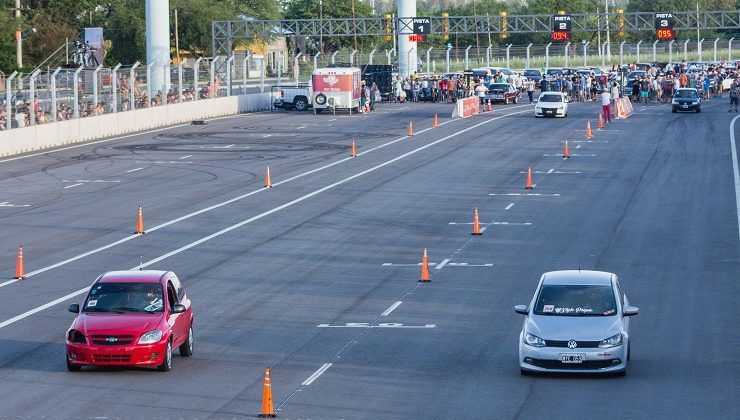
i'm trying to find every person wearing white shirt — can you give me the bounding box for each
[600,90,612,123]
[475,83,489,106]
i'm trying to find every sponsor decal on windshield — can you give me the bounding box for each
[554,307,594,314]
[86,299,97,307]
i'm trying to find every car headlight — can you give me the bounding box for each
[138,330,163,344]
[523,332,546,347]
[598,333,623,348]
[692,101,700,104]
[672,100,678,104]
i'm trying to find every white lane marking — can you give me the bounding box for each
[212,144,235,149]
[329,118,337,121]
[543,153,595,157]
[505,203,515,210]
[730,115,740,240]
[135,161,193,164]
[489,193,561,196]
[296,125,306,130]
[446,263,493,267]
[552,171,581,174]
[547,168,555,174]
[448,222,531,225]
[576,145,582,149]
[0,108,531,325]
[0,287,88,329]
[436,258,450,270]
[179,155,193,160]
[302,363,332,386]
[62,180,120,183]
[262,134,272,138]
[0,201,30,207]
[317,323,436,329]
[381,301,403,316]
[63,183,83,189]
[126,167,144,173]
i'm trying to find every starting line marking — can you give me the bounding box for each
[0,201,30,207]
[302,363,332,386]
[448,222,532,225]
[64,183,83,189]
[126,167,144,173]
[382,262,493,267]
[381,301,403,316]
[543,153,596,157]
[317,323,436,329]
[505,203,515,210]
[519,169,580,174]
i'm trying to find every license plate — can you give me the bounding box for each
[494,95,503,99]
[560,353,585,363]
[682,105,688,108]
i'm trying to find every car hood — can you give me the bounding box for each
[673,97,699,102]
[536,102,564,109]
[73,313,164,336]
[526,314,621,341]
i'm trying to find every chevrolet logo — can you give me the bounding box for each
[106,337,118,342]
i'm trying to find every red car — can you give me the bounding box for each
[66,270,194,372]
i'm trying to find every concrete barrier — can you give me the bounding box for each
[0,92,274,158]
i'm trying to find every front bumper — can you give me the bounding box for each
[535,107,566,117]
[66,340,167,367]
[672,102,700,111]
[519,338,628,373]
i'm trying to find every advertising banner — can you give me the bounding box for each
[452,96,480,119]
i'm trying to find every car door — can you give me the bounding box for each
[165,280,184,346]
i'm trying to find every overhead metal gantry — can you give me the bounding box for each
[212,10,740,55]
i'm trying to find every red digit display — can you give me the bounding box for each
[551,31,571,41]
[656,29,675,40]
[408,34,426,42]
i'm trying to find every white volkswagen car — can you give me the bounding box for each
[515,270,638,376]
[534,92,568,117]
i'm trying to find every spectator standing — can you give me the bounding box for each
[527,79,535,104]
[601,89,612,123]
[475,82,489,107]
[729,80,739,112]
[370,82,378,111]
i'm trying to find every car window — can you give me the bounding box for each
[83,282,164,313]
[487,83,509,90]
[170,275,184,300]
[614,278,625,307]
[539,94,562,103]
[533,284,617,316]
[167,282,177,311]
[524,70,540,76]
[676,90,698,98]
[546,69,563,75]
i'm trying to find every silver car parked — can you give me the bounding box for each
[515,270,638,376]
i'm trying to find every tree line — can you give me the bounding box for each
[2,0,739,73]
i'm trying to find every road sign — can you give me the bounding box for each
[413,17,431,35]
[654,13,676,40]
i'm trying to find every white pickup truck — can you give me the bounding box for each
[273,84,312,111]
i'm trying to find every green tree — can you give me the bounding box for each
[284,0,375,53]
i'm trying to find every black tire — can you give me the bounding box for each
[696,108,701,113]
[66,356,81,372]
[672,108,677,113]
[293,97,308,111]
[179,326,193,357]
[158,341,172,372]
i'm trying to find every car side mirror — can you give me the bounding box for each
[68,304,80,313]
[172,304,186,314]
[623,306,639,316]
[514,305,529,315]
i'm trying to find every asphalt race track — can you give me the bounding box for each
[0,96,738,419]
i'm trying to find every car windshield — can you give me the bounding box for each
[83,282,164,313]
[533,285,616,316]
[675,90,698,98]
[539,94,562,103]
[524,70,540,76]
[487,83,509,90]
[546,69,563,75]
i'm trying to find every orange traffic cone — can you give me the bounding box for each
[135,206,145,234]
[525,166,534,190]
[487,99,492,112]
[585,121,593,139]
[408,121,414,136]
[597,113,605,129]
[351,139,357,157]
[433,113,438,128]
[419,248,430,282]
[258,367,275,418]
[472,208,482,235]
[265,166,272,188]
[563,140,570,159]
[14,245,24,279]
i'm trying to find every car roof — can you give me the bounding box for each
[540,91,564,95]
[541,270,614,286]
[97,270,170,284]
[677,87,698,91]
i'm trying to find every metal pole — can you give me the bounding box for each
[209,56,219,98]
[293,52,302,84]
[29,69,40,126]
[386,49,391,66]
[486,44,492,67]
[653,40,658,62]
[146,60,156,103]
[730,38,735,61]
[15,0,21,69]
[111,63,121,112]
[464,45,471,70]
[684,39,690,61]
[242,55,248,93]
[426,47,433,74]
[226,54,234,96]
[369,48,377,65]
[349,49,357,66]
[601,41,607,66]
[259,56,265,93]
[636,40,642,63]
[545,43,552,68]
[130,61,139,109]
[6,72,17,129]
[73,65,83,118]
[92,64,102,109]
[564,42,570,68]
[314,52,321,69]
[605,0,611,62]
[506,44,512,69]
[445,45,452,73]
[714,37,720,62]
[193,57,202,101]
[526,43,532,68]
[620,41,625,66]
[178,59,185,102]
[331,51,338,64]
[277,51,282,85]
[698,38,704,62]
[584,41,589,66]
[50,67,61,119]
[669,40,675,63]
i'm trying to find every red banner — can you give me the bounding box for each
[452,96,480,119]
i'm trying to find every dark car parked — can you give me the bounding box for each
[672,88,701,113]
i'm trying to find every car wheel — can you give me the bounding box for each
[672,108,677,113]
[294,97,308,111]
[66,356,81,372]
[696,108,701,113]
[180,326,194,357]
[158,341,172,372]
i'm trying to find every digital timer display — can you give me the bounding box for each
[408,34,426,42]
[656,29,675,40]
[551,31,571,41]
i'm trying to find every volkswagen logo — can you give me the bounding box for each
[106,337,118,342]
[567,339,578,349]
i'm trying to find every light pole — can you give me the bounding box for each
[16,27,37,69]
[605,0,611,62]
